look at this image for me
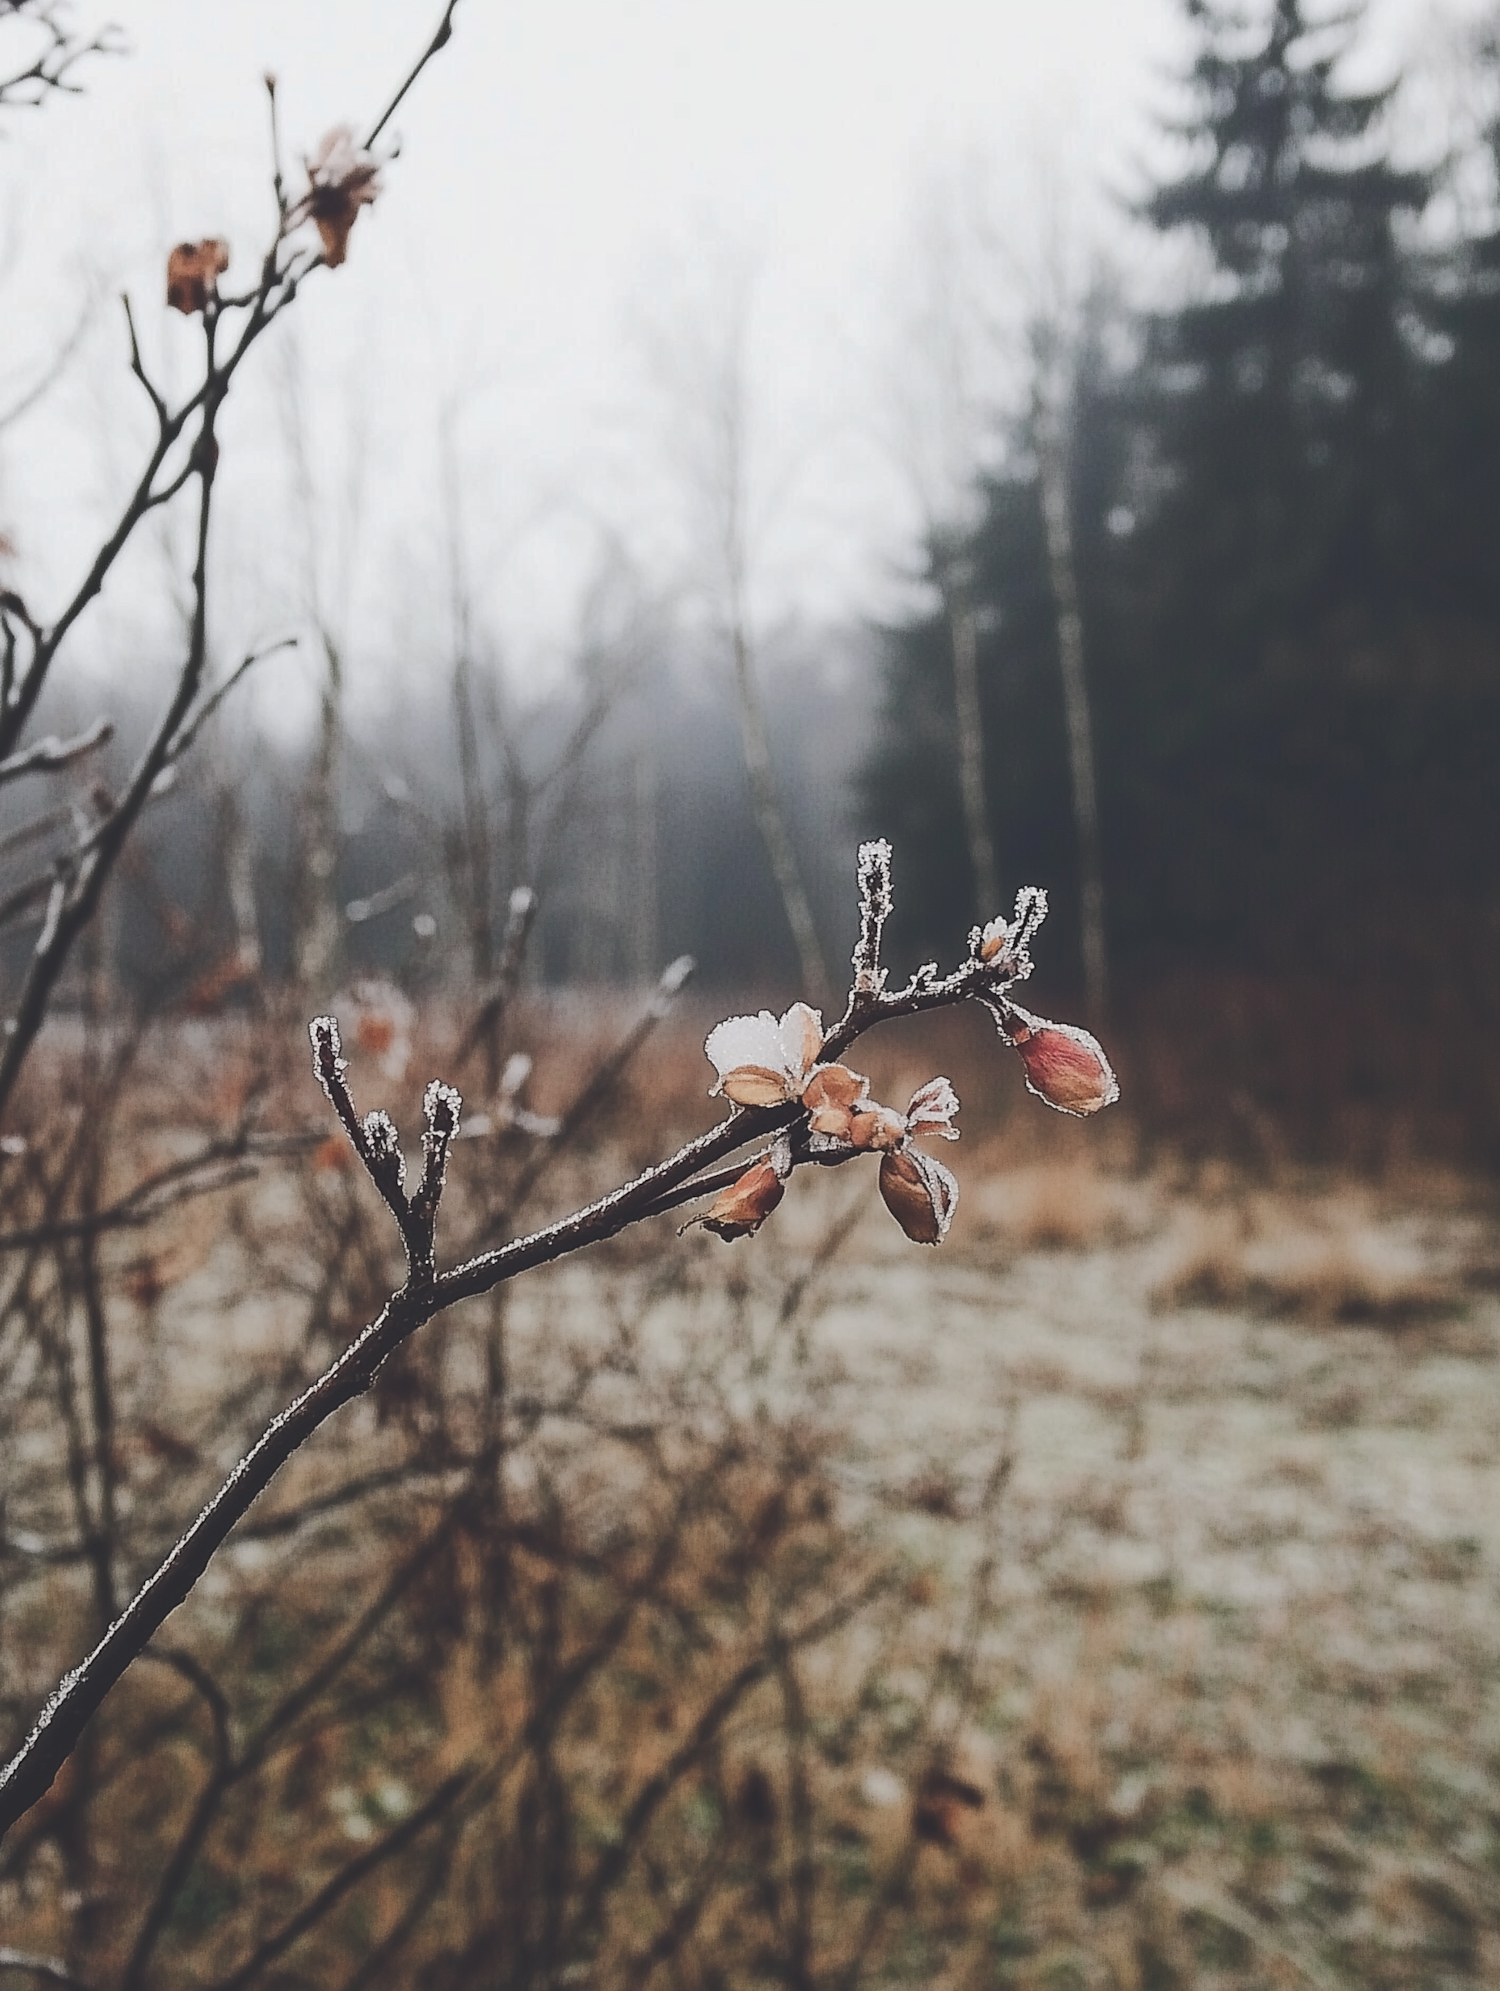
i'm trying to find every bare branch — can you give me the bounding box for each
[0,844,1116,1843]
[0,289,97,432]
[344,872,417,925]
[459,884,537,1067]
[363,0,460,148]
[0,1950,95,1991]
[0,1,125,117]
[0,715,112,785]
[164,635,295,764]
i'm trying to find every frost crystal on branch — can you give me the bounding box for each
[361,1110,406,1192]
[308,1015,346,1100]
[852,838,893,994]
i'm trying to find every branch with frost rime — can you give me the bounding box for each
[0,840,1115,1843]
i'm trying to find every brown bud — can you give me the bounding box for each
[167,239,229,315]
[1002,1005,1118,1117]
[978,918,1009,963]
[848,1104,909,1153]
[700,1155,785,1241]
[878,1147,958,1245]
[719,1064,795,1107]
[800,1062,869,1137]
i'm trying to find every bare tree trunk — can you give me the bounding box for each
[293,629,343,992]
[1032,357,1107,1022]
[452,650,494,984]
[220,772,262,980]
[938,557,999,919]
[632,741,658,984]
[727,600,830,1006]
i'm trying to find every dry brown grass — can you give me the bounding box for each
[3,1007,1500,1987]
[1150,1180,1480,1324]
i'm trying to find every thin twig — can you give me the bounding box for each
[0,716,112,785]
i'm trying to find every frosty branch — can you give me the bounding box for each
[0,839,1116,1841]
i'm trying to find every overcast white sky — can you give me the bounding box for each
[0,0,1488,732]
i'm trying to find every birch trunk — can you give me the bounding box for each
[1033,370,1108,1022]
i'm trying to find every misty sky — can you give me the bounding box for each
[0,0,1486,733]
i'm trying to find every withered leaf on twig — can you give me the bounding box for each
[304,126,381,267]
[166,239,229,315]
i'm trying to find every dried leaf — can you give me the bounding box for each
[166,238,229,315]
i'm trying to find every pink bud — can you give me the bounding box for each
[1001,1005,1118,1117]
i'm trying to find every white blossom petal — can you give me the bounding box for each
[777,1002,825,1081]
[706,1010,783,1080]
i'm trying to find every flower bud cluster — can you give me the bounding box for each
[698,1005,960,1246]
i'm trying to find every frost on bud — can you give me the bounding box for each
[978,918,1009,963]
[975,887,1048,982]
[801,1062,870,1137]
[424,1078,462,1140]
[700,1157,785,1240]
[906,1076,960,1141]
[878,1148,958,1245]
[167,239,229,315]
[309,1014,347,1101]
[993,1002,1119,1117]
[847,1104,909,1153]
[304,125,381,267]
[414,1078,463,1218]
[694,1135,792,1241]
[706,1002,824,1105]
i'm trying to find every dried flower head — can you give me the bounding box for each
[304,125,381,267]
[704,1002,824,1107]
[990,1002,1118,1117]
[166,239,229,315]
[905,1076,960,1141]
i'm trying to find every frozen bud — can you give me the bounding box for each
[847,1104,909,1152]
[800,1062,870,1137]
[705,1002,824,1106]
[998,1003,1119,1117]
[906,1076,960,1141]
[978,917,1009,963]
[700,1154,786,1241]
[305,125,381,267]
[879,1148,959,1245]
[167,239,229,315]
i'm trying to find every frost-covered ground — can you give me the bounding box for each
[736,1161,1500,1985]
[11,1081,1499,1985]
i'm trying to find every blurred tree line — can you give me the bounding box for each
[863,0,1500,1025]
